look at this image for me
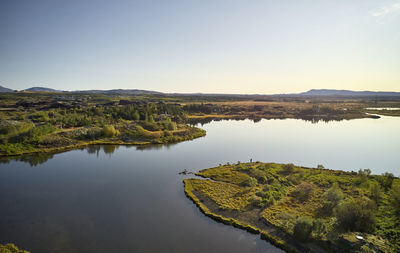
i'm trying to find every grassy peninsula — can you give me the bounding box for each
[0,94,206,156]
[184,162,400,253]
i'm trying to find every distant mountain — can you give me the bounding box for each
[0,85,14,92]
[299,89,400,97]
[75,89,163,95]
[24,87,61,92]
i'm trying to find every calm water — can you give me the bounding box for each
[1,116,399,253]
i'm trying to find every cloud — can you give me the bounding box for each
[371,2,400,17]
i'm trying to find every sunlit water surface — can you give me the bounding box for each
[0,116,399,253]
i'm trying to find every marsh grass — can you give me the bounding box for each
[185,162,399,252]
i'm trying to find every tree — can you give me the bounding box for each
[358,169,371,185]
[369,183,382,204]
[291,182,315,202]
[249,168,267,183]
[378,172,394,191]
[335,197,376,233]
[282,163,295,174]
[389,184,400,215]
[241,177,258,187]
[249,195,263,207]
[103,125,119,137]
[293,216,313,241]
[133,110,140,121]
[312,219,326,239]
[324,183,344,204]
[321,183,344,216]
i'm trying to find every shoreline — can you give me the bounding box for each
[183,179,302,253]
[0,129,206,158]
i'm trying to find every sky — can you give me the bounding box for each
[0,0,399,94]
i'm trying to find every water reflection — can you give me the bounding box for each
[136,143,178,151]
[187,116,360,126]
[85,145,120,156]
[0,153,54,167]
[0,116,395,169]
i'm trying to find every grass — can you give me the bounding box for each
[0,122,206,156]
[184,162,399,253]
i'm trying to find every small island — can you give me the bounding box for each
[184,162,399,253]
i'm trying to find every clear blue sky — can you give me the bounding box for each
[1,0,399,93]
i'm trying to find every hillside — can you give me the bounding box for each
[300,89,400,97]
[0,85,13,92]
[24,87,61,92]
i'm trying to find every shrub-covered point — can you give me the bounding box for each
[186,162,400,252]
[0,101,205,155]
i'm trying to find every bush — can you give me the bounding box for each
[377,172,394,191]
[140,121,161,131]
[335,197,376,233]
[357,169,371,185]
[293,216,313,241]
[291,182,315,202]
[10,124,55,144]
[312,219,326,239]
[240,177,258,187]
[369,183,382,204]
[135,126,162,139]
[249,195,263,207]
[282,163,295,174]
[389,184,400,215]
[85,127,103,140]
[320,183,344,216]
[248,168,267,183]
[162,118,177,131]
[0,122,34,136]
[103,125,119,137]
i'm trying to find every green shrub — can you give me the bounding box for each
[249,195,263,207]
[140,121,161,131]
[312,218,326,239]
[248,168,267,183]
[291,182,315,202]
[282,163,295,174]
[320,183,344,216]
[335,197,376,233]
[369,183,382,204]
[31,111,50,122]
[240,177,258,187]
[0,122,34,136]
[103,125,119,137]
[293,216,313,241]
[389,184,400,215]
[162,118,177,130]
[377,172,394,191]
[85,127,103,139]
[135,126,162,139]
